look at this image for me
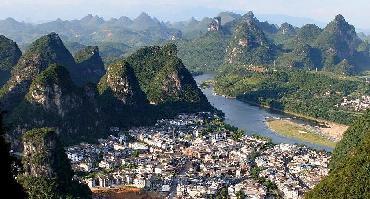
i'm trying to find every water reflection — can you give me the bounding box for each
[194,73,333,151]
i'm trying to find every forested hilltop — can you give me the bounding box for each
[305,111,370,198]
[214,67,368,125]
[1,9,368,151]
[0,33,213,147]
[195,12,370,125]
[178,12,370,74]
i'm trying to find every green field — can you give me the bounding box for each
[266,119,337,148]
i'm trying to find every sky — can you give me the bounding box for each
[1,0,370,30]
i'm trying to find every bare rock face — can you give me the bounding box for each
[27,64,83,117]
[208,17,222,32]
[162,71,182,98]
[0,33,75,111]
[30,83,82,117]
[225,11,275,65]
[98,61,147,106]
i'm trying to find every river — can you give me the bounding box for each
[194,73,333,151]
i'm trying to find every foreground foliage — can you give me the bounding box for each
[0,113,25,198]
[18,128,91,199]
[305,111,370,199]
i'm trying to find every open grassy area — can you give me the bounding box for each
[266,119,337,148]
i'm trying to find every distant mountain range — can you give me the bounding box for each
[0,13,179,46]
[1,12,367,47]
[255,14,326,28]
[1,11,369,75]
[177,11,370,74]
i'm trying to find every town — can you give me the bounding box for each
[66,112,331,199]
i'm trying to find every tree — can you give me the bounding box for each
[18,128,91,199]
[0,112,25,198]
[215,186,229,199]
[236,190,246,199]
[305,111,370,199]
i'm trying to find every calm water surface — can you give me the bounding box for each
[194,74,333,151]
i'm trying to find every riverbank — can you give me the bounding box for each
[266,119,339,148]
[236,98,349,141]
[214,82,349,146]
[194,73,335,151]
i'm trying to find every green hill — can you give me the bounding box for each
[315,15,368,73]
[276,41,322,69]
[18,128,91,199]
[0,35,22,86]
[73,46,106,85]
[0,33,76,110]
[305,111,370,199]
[125,43,212,111]
[97,60,150,126]
[225,12,276,66]
[296,24,322,46]
[177,31,228,72]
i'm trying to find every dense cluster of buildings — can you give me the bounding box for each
[66,112,330,199]
[338,95,370,111]
[255,144,330,198]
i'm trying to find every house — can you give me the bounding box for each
[113,143,125,151]
[85,178,99,188]
[78,162,93,172]
[67,152,83,163]
[129,142,148,150]
[155,167,163,174]
[133,177,146,188]
[282,186,299,199]
[161,185,171,192]
[99,160,113,169]
[98,176,111,188]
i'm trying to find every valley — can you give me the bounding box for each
[0,6,369,199]
[195,74,345,150]
[67,112,330,199]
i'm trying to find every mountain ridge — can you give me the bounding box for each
[1,33,212,147]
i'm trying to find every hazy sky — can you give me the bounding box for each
[1,0,370,29]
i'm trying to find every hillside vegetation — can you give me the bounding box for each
[0,33,212,146]
[215,67,368,125]
[305,111,370,199]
